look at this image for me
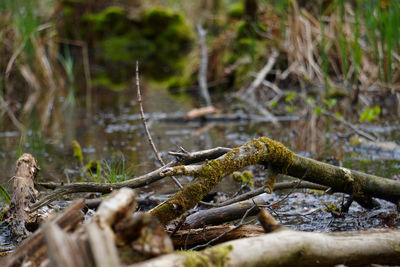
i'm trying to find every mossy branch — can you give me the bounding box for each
[150,137,294,223]
[150,137,400,224]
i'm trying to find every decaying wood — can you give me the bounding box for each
[115,212,173,257]
[2,199,85,267]
[130,210,400,267]
[170,225,264,248]
[32,147,230,211]
[258,208,284,233]
[44,223,90,267]
[150,137,400,224]
[183,197,265,229]
[6,153,40,241]
[85,222,121,267]
[41,188,136,267]
[3,188,177,267]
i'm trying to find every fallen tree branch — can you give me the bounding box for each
[150,137,400,224]
[32,147,230,211]
[183,197,265,229]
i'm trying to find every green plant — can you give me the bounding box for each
[284,91,296,102]
[322,98,337,109]
[101,154,137,183]
[0,184,11,205]
[17,134,24,158]
[360,106,381,122]
[58,46,76,109]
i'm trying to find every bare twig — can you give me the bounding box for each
[237,50,280,124]
[246,50,279,95]
[136,61,183,189]
[196,24,212,107]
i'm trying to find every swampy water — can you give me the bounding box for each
[1,83,400,238]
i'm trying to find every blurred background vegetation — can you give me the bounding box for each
[1,0,400,132]
[1,0,400,178]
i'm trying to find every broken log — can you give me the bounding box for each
[6,153,40,241]
[1,199,85,267]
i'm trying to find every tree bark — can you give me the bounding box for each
[150,137,400,224]
[183,197,265,229]
[6,153,40,241]
[171,225,264,248]
[129,228,400,267]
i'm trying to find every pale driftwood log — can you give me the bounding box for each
[170,225,264,248]
[32,147,230,211]
[6,153,40,241]
[84,222,121,267]
[1,199,85,267]
[42,189,136,267]
[130,211,400,267]
[44,223,90,267]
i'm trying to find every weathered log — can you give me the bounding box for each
[130,211,400,267]
[183,197,265,229]
[170,225,264,248]
[43,223,90,267]
[150,137,400,224]
[42,189,137,267]
[6,153,40,241]
[1,199,85,267]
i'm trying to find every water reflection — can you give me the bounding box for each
[1,83,400,232]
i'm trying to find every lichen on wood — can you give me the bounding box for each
[181,245,233,267]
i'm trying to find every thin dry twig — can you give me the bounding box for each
[246,50,279,95]
[136,61,183,189]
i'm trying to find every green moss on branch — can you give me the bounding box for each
[150,137,294,223]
